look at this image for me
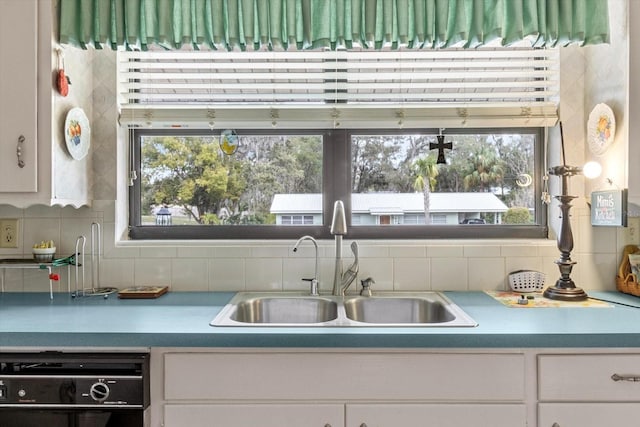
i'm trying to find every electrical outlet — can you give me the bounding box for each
[0,219,19,248]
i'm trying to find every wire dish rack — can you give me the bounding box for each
[508,270,546,293]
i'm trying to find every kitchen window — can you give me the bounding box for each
[122,47,554,240]
[128,127,546,240]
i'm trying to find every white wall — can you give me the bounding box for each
[0,1,638,294]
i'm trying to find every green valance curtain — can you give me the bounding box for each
[59,0,610,50]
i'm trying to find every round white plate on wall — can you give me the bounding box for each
[587,103,615,156]
[64,107,91,160]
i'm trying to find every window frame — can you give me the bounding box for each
[128,127,547,240]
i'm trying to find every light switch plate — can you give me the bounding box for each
[0,219,19,248]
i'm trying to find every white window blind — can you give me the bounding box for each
[118,48,559,128]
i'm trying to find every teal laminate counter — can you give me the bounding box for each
[1,291,640,348]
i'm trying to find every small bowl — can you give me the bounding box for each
[33,247,56,263]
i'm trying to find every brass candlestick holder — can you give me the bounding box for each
[543,165,588,301]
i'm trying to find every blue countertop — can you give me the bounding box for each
[1,291,640,349]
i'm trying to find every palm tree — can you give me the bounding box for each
[412,157,439,224]
[463,145,505,192]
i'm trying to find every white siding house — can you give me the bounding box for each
[270,193,508,225]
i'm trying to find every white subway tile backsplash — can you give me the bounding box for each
[139,246,178,258]
[463,245,502,258]
[251,245,289,258]
[212,246,252,259]
[468,258,506,291]
[24,205,61,218]
[245,258,283,291]
[22,218,61,254]
[0,209,625,293]
[177,247,214,258]
[171,259,208,291]
[431,258,468,291]
[427,245,463,258]
[576,252,618,291]
[60,218,100,255]
[393,258,430,291]
[134,258,172,287]
[357,245,390,258]
[283,256,317,292]
[389,245,426,258]
[100,257,135,289]
[501,245,539,257]
[2,269,24,292]
[357,257,394,292]
[209,258,245,291]
[23,269,58,293]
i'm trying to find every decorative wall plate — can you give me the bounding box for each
[587,103,615,156]
[64,107,91,160]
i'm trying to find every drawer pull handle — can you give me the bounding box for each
[360,424,368,427]
[16,135,25,168]
[611,373,640,382]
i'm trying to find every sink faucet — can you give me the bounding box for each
[293,235,319,296]
[330,201,359,296]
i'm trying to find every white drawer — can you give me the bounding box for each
[164,351,525,401]
[164,404,344,427]
[538,354,640,401]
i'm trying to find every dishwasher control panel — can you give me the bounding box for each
[0,352,149,409]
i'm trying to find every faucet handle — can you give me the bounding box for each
[360,277,375,297]
[302,278,319,296]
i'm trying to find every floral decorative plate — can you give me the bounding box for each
[64,107,91,160]
[587,103,615,156]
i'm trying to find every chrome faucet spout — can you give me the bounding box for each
[293,235,319,296]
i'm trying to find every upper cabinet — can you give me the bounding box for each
[0,0,92,209]
[0,0,37,193]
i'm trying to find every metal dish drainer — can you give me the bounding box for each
[71,222,118,298]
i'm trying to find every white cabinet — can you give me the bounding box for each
[154,349,526,427]
[0,0,37,193]
[346,403,527,427]
[538,354,640,427]
[164,404,344,427]
[538,403,640,427]
[0,0,91,208]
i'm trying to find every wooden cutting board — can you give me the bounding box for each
[118,285,169,299]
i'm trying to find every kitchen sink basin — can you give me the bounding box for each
[343,296,455,324]
[211,292,477,327]
[231,296,338,324]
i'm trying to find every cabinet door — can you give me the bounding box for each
[0,0,38,192]
[346,403,527,427]
[538,354,640,401]
[538,403,640,427]
[164,404,344,427]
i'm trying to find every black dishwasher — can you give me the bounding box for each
[0,351,149,427]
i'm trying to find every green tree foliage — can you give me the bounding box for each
[412,156,439,223]
[142,134,321,225]
[462,139,506,192]
[503,207,533,224]
[142,136,239,224]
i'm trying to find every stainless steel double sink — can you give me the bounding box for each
[210,292,477,327]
